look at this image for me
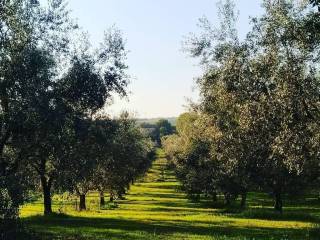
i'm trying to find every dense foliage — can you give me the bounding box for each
[163,0,320,212]
[0,0,154,238]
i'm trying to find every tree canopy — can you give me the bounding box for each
[0,2,153,238]
[164,0,320,213]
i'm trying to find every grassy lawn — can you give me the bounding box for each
[20,150,320,239]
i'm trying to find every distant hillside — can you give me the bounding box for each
[136,117,177,126]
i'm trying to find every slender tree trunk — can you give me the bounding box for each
[274,192,283,213]
[117,188,125,200]
[100,191,105,206]
[110,191,114,202]
[240,192,247,209]
[224,193,231,206]
[40,176,52,215]
[79,194,86,211]
[43,185,52,215]
[118,193,123,200]
[212,192,217,202]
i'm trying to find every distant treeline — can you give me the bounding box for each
[136,117,177,126]
[139,119,176,146]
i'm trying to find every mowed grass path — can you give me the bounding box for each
[21,150,320,239]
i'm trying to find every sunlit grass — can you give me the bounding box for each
[20,149,320,239]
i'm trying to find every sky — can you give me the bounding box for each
[65,0,264,119]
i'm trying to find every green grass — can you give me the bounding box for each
[20,149,320,239]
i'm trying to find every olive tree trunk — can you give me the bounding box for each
[100,191,105,206]
[110,191,114,202]
[274,192,283,213]
[240,192,247,209]
[40,176,53,215]
[79,194,86,211]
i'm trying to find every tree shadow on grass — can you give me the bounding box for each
[228,193,320,224]
[129,192,186,200]
[23,213,313,240]
[137,184,179,192]
[225,207,320,224]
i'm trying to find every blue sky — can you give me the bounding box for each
[66,0,264,118]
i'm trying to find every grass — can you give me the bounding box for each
[20,149,320,239]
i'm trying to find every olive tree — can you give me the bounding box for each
[0,0,44,221]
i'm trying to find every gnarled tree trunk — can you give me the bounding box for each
[240,192,247,209]
[224,193,232,206]
[117,187,126,200]
[212,192,217,202]
[79,194,86,211]
[274,192,283,213]
[110,191,114,202]
[100,191,105,206]
[40,176,53,215]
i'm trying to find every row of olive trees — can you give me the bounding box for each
[0,0,154,230]
[61,113,154,211]
[140,119,175,145]
[163,0,320,213]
